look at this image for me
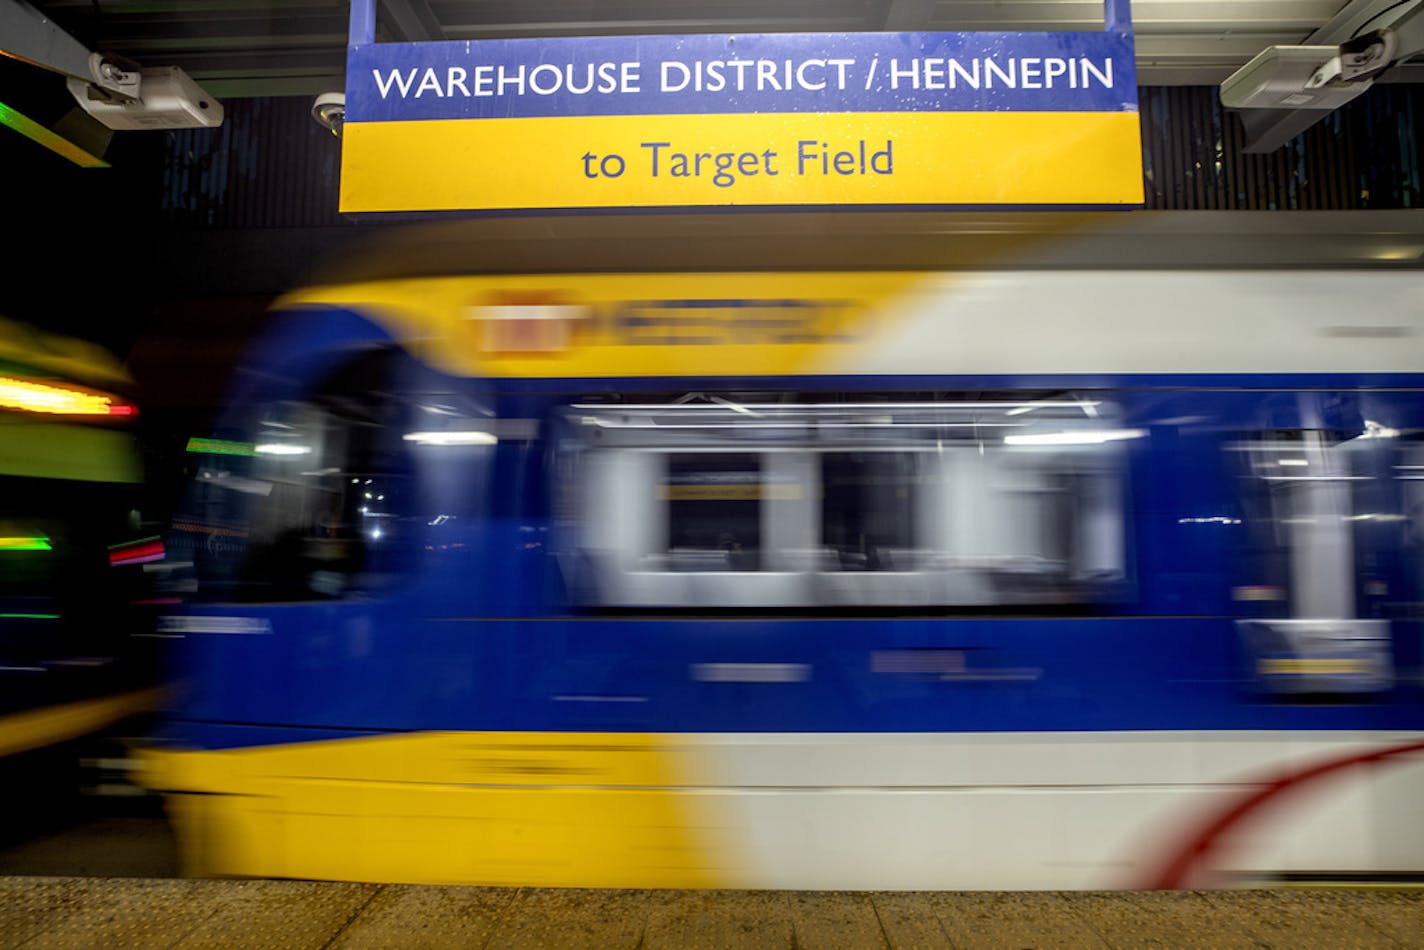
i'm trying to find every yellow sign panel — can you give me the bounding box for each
[341,111,1143,212]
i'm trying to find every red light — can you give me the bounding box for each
[110,538,165,566]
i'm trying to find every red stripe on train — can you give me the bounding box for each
[1144,737,1424,889]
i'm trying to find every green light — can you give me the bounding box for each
[0,101,109,169]
[0,536,52,552]
[0,613,59,620]
[186,437,257,457]
[108,535,162,551]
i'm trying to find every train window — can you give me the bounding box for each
[245,399,408,600]
[663,453,764,571]
[820,452,920,571]
[1235,431,1398,619]
[178,351,439,603]
[556,395,1133,610]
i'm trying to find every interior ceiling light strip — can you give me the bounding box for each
[570,402,1101,412]
[0,375,132,416]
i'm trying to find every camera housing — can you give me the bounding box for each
[1219,45,1369,110]
[311,92,346,136]
[67,64,223,130]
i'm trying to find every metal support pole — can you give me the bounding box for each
[1104,0,1132,32]
[349,0,377,47]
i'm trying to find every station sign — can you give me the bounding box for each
[339,3,1143,212]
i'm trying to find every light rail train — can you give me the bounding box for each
[0,318,161,813]
[144,211,1424,889]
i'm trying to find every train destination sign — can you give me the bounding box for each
[339,8,1143,212]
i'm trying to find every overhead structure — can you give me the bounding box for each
[8,1,1421,94]
[0,0,222,166]
[1221,0,1424,152]
[3,1,1423,158]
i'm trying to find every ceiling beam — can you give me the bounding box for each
[1305,0,1422,43]
[0,0,94,80]
[378,0,444,42]
[880,0,936,31]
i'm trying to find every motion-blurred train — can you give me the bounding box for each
[0,318,161,812]
[144,211,1424,889]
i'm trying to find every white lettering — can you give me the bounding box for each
[371,68,417,99]
[473,65,493,96]
[704,61,726,92]
[922,58,945,90]
[596,62,618,93]
[497,64,525,96]
[948,58,979,89]
[984,58,1016,88]
[620,61,641,93]
[565,64,594,94]
[446,66,469,97]
[889,58,919,89]
[796,59,825,91]
[1082,58,1113,88]
[662,61,691,92]
[1020,58,1042,89]
[529,63,561,95]
[757,59,781,91]
[414,67,443,97]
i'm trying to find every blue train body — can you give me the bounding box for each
[145,213,1424,888]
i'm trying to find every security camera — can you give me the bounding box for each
[1220,30,1399,113]
[1220,46,1363,110]
[68,61,222,130]
[312,92,345,136]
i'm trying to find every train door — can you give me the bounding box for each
[1233,422,1414,697]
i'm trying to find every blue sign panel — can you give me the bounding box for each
[346,31,1138,123]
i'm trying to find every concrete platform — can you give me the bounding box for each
[0,878,1420,949]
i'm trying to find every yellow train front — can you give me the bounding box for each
[144,214,1424,889]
